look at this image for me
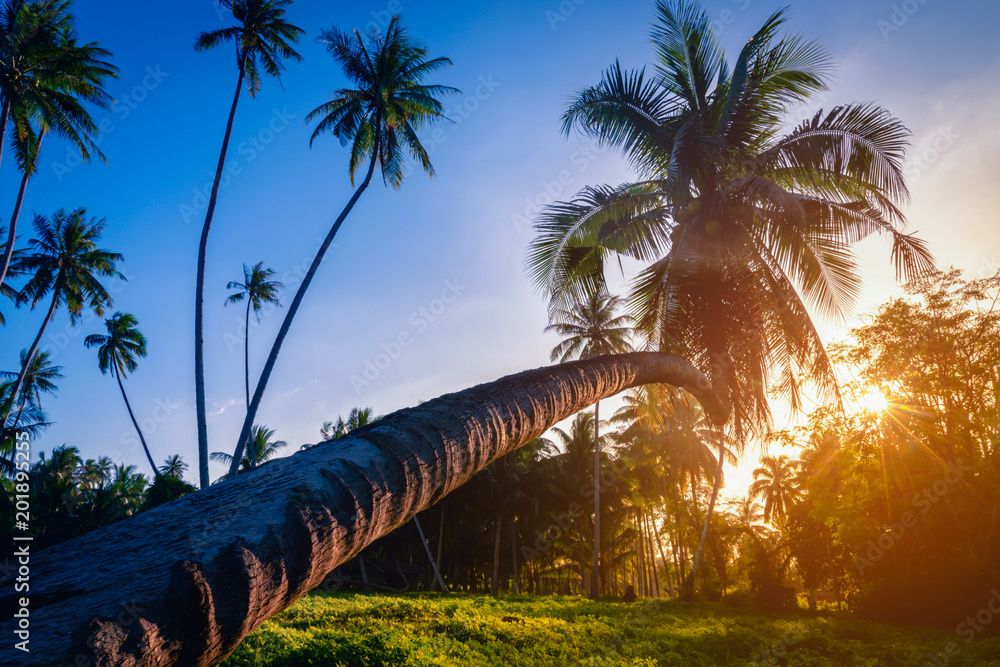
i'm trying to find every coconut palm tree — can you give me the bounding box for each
[229,15,458,476]
[749,454,801,527]
[0,348,61,429]
[84,312,156,476]
[0,1,117,287]
[211,424,286,476]
[193,0,303,489]
[547,289,632,596]
[527,0,933,594]
[320,406,378,441]
[2,209,122,429]
[225,262,283,411]
[159,454,189,480]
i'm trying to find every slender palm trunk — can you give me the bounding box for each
[413,514,448,593]
[114,365,158,477]
[591,399,601,598]
[510,516,519,594]
[243,299,254,468]
[688,429,726,596]
[195,61,246,489]
[10,393,28,431]
[654,515,673,596]
[0,133,42,288]
[2,281,60,428]
[491,514,503,595]
[228,127,383,475]
[243,299,252,407]
[434,506,446,591]
[0,98,9,174]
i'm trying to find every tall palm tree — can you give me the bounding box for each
[2,208,122,428]
[229,15,457,475]
[84,312,156,476]
[749,454,801,527]
[320,406,378,441]
[0,1,117,287]
[225,262,283,410]
[527,0,933,593]
[211,424,286,476]
[547,289,631,597]
[193,0,303,489]
[0,348,61,428]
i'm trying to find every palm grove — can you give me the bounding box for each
[0,0,996,649]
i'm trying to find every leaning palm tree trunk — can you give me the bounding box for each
[0,98,9,173]
[114,365,159,476]
[0,352,726,666]
[0,133,42,287]
[686,428,725,597]
[591,398,600,598]
[1,281,60,427]
[194,59,246,489]
[228,128,383,476]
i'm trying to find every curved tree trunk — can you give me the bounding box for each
[228,126,383,476]
[1,281,60,428]
[195,62,246,489]
[0,97,9,173]
[0,352,727,666]
[0,131,43,288]
[114,364,159,477]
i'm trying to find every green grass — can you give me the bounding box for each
[221,592,1000,666]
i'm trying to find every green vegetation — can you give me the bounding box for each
[222,592,1000,666]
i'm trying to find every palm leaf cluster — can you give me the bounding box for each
[194,0,304,97]
[527,0,934,440]
[305,15,459,187]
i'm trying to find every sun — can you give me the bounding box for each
[859,388,888,413]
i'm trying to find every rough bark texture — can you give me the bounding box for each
[0,352,726,666]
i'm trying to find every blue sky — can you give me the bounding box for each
[2,0,998,488]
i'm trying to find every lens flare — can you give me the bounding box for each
[859,389,888,413]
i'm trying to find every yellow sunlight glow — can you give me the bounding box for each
[859,389,889,413]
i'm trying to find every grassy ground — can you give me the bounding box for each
[221,592,1000,666]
